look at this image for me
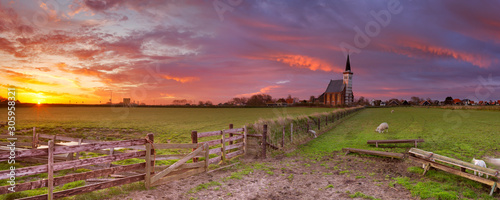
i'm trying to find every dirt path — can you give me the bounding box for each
[112,152,419,200]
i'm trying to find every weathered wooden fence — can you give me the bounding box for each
[0,124,248,199]
[409,148,499,196]
[248,107,365,158]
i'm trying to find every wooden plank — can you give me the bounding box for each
[18,174,145,200]
[0,151,145,179]
[204,139,222,146]
[225,135,244,143]
[0,142,33,147]
[153,153,206,161]
[225,143,243,151]
[0,139,146,160]
[0,163,145,194]
[197,131,221,138]
[38,134,100,144]
[227,150,243,160]
[154,143,199,149]
[151,145,203,183]
[223,128,244,134]
[343,148,404,159]
[262,125,267,159]
[409,148,500,178]
[208,147,222,155]
[153,162,205,172]
[0,135,32,139]
[151,167,205,187]
[409,156,500,189]
[209,156,221,164]
[367,139,425,144]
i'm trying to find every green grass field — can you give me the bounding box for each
[3,106,335,143]
[299,107,500,199]
[300,107,500,160]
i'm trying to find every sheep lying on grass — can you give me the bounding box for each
[375,122,389,133]
[472,158,489,178]
[391,110,394,113]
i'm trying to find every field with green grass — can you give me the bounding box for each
[3,106,335,143]
[298,107,500,199]
[300,107,500,160]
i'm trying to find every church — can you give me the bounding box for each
[318,55,354,106]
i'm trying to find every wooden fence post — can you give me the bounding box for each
[145,142,152,189]
[221,131,226,162]
[204,143,209,172]
[325,116,328,126]
[145,133,154,189]
[48,140,54,200]
[318,119,321,130]
[74,138,82,171]
[290,123,293,143]
[281,126,285,148]
[191,131,198,162]
[106,148,114,168]
[243,125,247,156]
[228,124,234,145]
[262,125,267,159]
[32,127,37,149]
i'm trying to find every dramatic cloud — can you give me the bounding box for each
[1,0,500,104]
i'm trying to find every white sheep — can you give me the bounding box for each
[375,122,389,133]
[472,158,488,178]
[391,110,394,113]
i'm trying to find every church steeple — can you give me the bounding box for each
[345,54,351,72]
[343,55,353,105]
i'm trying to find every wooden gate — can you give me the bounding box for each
[145,143,209,188]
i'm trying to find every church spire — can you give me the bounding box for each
[345,54,351,72]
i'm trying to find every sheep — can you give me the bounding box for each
[391,110,394,113]
[308,130,317,138]
[472,158,488,178]
[375,122,389,133]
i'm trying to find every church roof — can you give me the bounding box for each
[345,55,351,71]
[324,80,345,93]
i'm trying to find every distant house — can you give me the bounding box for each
[266,101,277,107]
[462,99,471,105]
[387,100,400,106]
[453,99,463,105]
[277,98,287,106]
[419,100,431,106]
[401,100,410,106]
[380,102,386,106]
[286,98,295,105]
[497,100,500,105]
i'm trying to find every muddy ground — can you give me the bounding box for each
[113,152,420,200]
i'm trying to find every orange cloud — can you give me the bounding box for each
[162,75,199,83]
[0,69,60,86]
[238,85,281,97]
[275,54,343,72]
[401,41,493,68]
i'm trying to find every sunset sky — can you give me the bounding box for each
[1,0,499,104]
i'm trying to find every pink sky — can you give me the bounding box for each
[1,0,499,104]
